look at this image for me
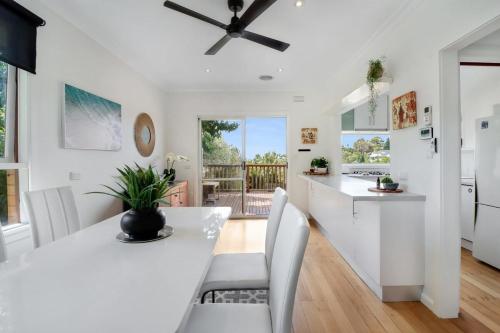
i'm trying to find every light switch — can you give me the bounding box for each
[69,172,81,181]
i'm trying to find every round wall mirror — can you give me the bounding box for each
[134,113,156,157]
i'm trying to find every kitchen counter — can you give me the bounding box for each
[299,173,425,301]
[299,174,426,202]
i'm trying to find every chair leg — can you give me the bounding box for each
[201,291,209,304]
[212,290,215,303]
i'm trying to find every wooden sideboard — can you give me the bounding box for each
[164,180,188,207]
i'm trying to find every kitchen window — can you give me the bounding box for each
[342,133,390,164]
[0,61,29,228]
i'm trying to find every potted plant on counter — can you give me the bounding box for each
[89,164,170,240]
[311,157,329,174]
[380,176,399,191]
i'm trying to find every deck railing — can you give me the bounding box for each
[203,164,287,192]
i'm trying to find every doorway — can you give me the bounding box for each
[199,116,287,218]
[440,16,500,319]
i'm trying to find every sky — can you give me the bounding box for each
[342,134,390,148]
[222,117,287,159]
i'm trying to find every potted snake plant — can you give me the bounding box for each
[89,164,171,240]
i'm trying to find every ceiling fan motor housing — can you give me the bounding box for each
[227,16,243,37]
[228,0,244,13]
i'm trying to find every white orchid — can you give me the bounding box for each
[165,152,189,170]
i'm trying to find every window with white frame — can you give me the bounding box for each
[0,61,29,228]
[341,133,391,164]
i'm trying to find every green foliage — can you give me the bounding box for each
[311,157,329,168]
[88,164,170,210]
[367,58,385,115]
[203,136,241,164]
[381,176,393,184]
[342,136,390,164]
[0,62,8,158]
[249,152,287,165]
[202,120,241,164]
[383,137,390,150]
[367,59,384,85]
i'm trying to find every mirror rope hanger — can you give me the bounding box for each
[163,0,290,55]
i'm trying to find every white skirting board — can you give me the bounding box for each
[461,238,473,251]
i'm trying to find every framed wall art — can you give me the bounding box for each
[301,128,318,144]
[392,91,417,130]
[63,84,122,151]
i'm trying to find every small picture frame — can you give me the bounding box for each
[301,128,318,144]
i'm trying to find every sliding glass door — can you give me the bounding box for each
[199,117,287,218]
[200,118,246,216]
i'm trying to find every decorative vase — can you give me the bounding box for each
[120,208,166,240]
[164,168,176,182]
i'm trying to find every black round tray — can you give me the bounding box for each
[116,225,174,243]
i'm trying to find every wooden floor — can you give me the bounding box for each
[215,219,499,333]
[205,191,273,216]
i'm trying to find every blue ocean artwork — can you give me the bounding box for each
[64,84,122,151]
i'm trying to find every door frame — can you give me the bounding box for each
[196,114,289,218]
[438,15,500,318]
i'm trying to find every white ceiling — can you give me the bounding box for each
[40,0,410,92]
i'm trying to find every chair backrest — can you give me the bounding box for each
[269,203,310,333]
[0,226,7,263]
[265,187,288,270]
[23,186,81,248]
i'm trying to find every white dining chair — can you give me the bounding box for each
[0,226,7,263]
[23,186,81,248]
[200,187,288,303]
[183,203,310,333]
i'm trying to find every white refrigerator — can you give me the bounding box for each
[473,115,500,269]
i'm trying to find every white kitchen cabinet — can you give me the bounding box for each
[354,94,389,131]
[309,181,355,259]
[303,175,425,302]
[354,201,381,285]
[460,183,475,242]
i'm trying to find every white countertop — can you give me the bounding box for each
[0,207,231,333]
[299,174,426,201]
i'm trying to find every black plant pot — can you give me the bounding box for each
[120,208,166,240]
[164,168,176,183]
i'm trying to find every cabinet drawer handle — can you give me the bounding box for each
[468,188,473,193]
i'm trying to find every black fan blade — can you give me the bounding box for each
[238,0,277,30]
[205,35,232,55]
[241,31,290,52]
[164,1,227,30]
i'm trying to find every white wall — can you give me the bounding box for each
[19,0,167,228]
[460,66,500,149]
[321,0,500,317]
[164,92,336,212]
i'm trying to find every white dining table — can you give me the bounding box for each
[0,207,231,333]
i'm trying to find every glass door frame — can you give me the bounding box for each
[198,116,247,218]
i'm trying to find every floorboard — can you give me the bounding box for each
[215,219,498,332]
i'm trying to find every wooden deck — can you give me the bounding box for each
[204,191,273,216]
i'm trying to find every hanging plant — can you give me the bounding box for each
[366,58,385,124]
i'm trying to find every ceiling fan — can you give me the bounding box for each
[163,0,290,55]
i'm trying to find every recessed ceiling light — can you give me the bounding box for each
[278,68,284,73]
[295,0,304,7]
[205,68,211,73]
[259,75,274,81]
